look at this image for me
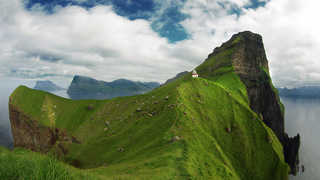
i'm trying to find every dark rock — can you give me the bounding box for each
[9,104,80,153]
[198,31,300,174]
[283,133,300,174]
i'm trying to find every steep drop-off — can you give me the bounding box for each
[197,31,300,174]
[6,31,296,179]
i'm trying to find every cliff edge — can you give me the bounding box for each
[197,31,300,174]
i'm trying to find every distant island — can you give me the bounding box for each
[67,75,160,100]
[5,31,300,179]
[278,86,320,98]
[33,80,65,92]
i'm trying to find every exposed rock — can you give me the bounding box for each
[165,96,169,100]
[283,133,300,174]
[9,104,79,153]
[104,127,108,131]
[118,147,124,152]
[136,108,142,112]
[199,31,300,174]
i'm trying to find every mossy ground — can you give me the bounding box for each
[3,61,289,179]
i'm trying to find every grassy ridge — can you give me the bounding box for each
[5,65,289,179]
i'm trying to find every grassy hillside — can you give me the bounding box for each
[0,146,98,180]
[5,64,289,179]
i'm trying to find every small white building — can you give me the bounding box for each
[192,70,199,78]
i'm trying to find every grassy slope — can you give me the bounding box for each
[4,37,289,179]
[5,72,289,179]
[0,146,98,180]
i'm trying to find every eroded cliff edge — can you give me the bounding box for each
[198,31,300,174]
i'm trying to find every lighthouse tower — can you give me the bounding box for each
[192,70,198,78]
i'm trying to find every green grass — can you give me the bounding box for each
[0,146,98,180]
[5,40,289,179]
[4,70,289,179]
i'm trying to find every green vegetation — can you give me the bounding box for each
[4,62,289,179]
[0,147,97,180]
[5,34,289,179]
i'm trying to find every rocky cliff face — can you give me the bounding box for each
[9,103,80,156]
[205,31,300,174]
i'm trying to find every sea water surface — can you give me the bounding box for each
[0,82,319,179]
[282,97,320,180]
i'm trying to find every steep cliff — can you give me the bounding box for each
[8,31,293,179]
[197,31,300,174]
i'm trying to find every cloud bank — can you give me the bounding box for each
[0,0,319,87]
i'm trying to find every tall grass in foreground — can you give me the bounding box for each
[0,147,99,180]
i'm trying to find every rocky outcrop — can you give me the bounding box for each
[9,104,80,155]
[205,31,300,175]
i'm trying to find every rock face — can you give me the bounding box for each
[9,103,79,156]
[34,80,64,92]
[204,31,300,174]
[67,75,160,100]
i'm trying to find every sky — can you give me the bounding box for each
[0,0,320,88]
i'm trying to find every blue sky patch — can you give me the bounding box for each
[24,0,189,43]
[23,0,268,43]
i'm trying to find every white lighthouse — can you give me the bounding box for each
[192,70,198,78]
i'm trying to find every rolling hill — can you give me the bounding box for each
[3,31,299,180]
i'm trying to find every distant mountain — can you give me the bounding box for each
[278,86,320,98]
[67,75,160,100]
[34,80,64,92]
[163,71,189,85]
[7,31,298,179]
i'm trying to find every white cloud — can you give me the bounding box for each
[0,0,319,88]
[180,0,320,87]
[0,1,194,84]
